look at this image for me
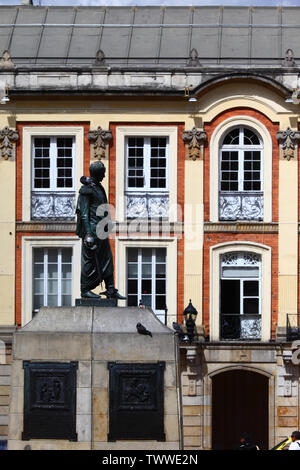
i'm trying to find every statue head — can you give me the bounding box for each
[89,161,106,182]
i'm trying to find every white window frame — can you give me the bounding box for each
[210,242,271,342]
[220,126,263,193]
[22,126,84,222]
[210,116,272,223]
[127,247,167,320]
[221,255,262,316]
[32,136,75,192]
[32,246,73,312]
[116,126,178,222]
[22,236,81,326]
[125,136,169,192]
[116,237,177,327]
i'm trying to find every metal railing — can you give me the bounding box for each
[220,314,261,341]
[286,314,300,342]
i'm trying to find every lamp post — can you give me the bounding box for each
[183,299,198,343]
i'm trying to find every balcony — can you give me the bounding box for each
[286,314,300,342]
[220,314,261,340]
[31,191,75,220]
[219,191,263,221]
[126,192,169,219]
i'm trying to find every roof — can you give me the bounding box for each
[0,5,299,68]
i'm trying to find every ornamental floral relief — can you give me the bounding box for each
[182,127,207,160]
[276,127,300,161]
[0,126,19,160]
[88,126,112,160]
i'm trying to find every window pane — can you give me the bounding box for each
[222,266,259,278]
[61,295,72,307]
[61,280,72,295]
[220,151,239,191]
[142,279,151,294]
[244,280,259,296]
[156,295,166,310]
[222,128,240,145]
[62,263,72,279]
[128,264,138,278]
[33,279,44,295]
[48,279,58,295]
[221,279,240,314]
[48,249,58,263]
[33,263,44,279]
[48,264,58,279]
[142,248,152,262]
[244,128,260,145]
[243,298,259,314]
[141,295,152,307]
[47,295,58,307]
[33,138,50,189]
[127,137,144,188]
[128,295,138,306]
[142,264,152,278]
[150,137,167,189]
[33,295,44,311]
[128,248,138,262]
[128,279,138,294]
[56,138,73,189]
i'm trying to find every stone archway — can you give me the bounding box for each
[211,369,269,450]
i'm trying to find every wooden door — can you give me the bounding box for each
[212,370,269,450]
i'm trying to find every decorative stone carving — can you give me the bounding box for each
[126,193,169,219]
[276,127,300,160]
[88,126,112,160]
[219,192,264,220]
[31,192,75,219]
[0,126,19,160]
[187,48,200,66]
[0,50,14,68]
[94,49,105,65]
[182,127,207,161]
[284,48,296,67]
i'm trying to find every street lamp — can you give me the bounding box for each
[183,299,198,343]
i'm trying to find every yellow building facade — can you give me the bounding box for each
[0,3,300,449]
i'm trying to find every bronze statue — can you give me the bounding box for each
[76,161,125,300]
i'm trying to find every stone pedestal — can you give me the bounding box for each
[8,306,181,450]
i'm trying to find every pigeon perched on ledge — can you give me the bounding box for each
[172,322,184,339]
[136,322,152,337]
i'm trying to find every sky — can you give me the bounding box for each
[1,0,300,7]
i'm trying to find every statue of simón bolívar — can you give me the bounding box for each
[76,161,125,300]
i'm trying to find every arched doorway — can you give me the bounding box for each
[212,369,269,450]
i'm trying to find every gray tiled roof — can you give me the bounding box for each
[0,5,299,67]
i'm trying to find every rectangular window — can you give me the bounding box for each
[220,263,261,340]
[125,137,169,219]
[126,137,168,191]
[33,247,73,314]
[127,247,167,322]
[31,137,75,219]
[33,137,74,191]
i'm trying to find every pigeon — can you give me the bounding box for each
[172,322,184,339]
[136,322,152,337]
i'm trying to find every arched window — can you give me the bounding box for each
[219,126,263,220]
[220,252,261,340]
